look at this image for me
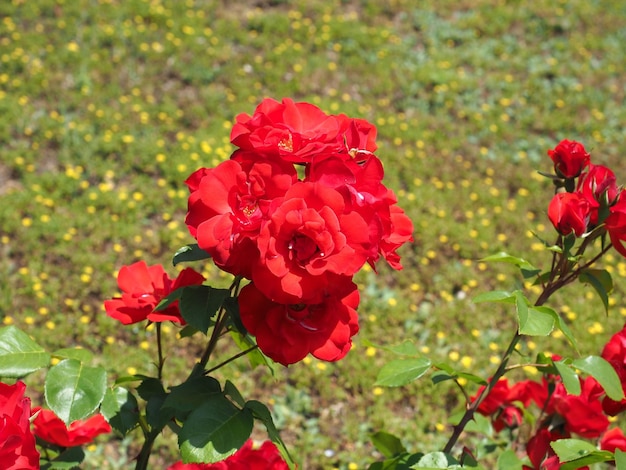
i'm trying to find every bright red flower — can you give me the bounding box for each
[547,192,590,237]
[238,282,359,366]
[525,428,569,470]
[306,153,413,270]
[0,381,39,470]
[473,378,545,432]
[550,376,608,438]
[167,439,289,469]
[600,323,626,416]
[606,190,626,258]
[600,427,626,453]
[186,155,296,277]
[548,139,591,178]
[33,409,111,447]
[230,97,346,164]
[252,181,370,304]
[104,261,205,325]
[577,164,619,225]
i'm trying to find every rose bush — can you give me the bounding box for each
[2,102,626,470]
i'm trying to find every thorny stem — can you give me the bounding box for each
[205,345,259,375]
[442,240,612,454]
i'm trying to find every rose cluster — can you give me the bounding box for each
[473,371,623,469]
[0,381,111,470]
[473,320,626,469]
[546,139,626,255]
[184,98,413,365]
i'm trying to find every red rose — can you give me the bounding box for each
[577,164,619,225]
[33,409,111,447]
[238,282,359,366]
[230,97,345,163]
[551,376,608,438]
[548,139,590,178]
[525,428,569,470]
[253,181,370,304]
[306,154,414,270]
[547,192,590,237]
[600,324,626,415]
[606,190,626,258]
[0,381,39,470]
[186,156,296,277]
[167,439,288,469]
[600,427,626,453]
[104,261,205,325]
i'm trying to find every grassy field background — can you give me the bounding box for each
[2,0,626,468]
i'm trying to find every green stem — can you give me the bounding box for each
[205,345,259,375]
[135,430,159,470]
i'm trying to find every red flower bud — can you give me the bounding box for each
[548,139,590,178]
[547,192,590,237]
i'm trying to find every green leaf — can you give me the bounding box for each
[41,446,86,470]
[224,380,246,407]
[579,268,613,314]
[163,376,222,420]
[515,292,554,336]
[52,347,93,363]
[415,451,460,468]
[370,431,407,458]
[375,357,431,387]
[244,400,293,464]
[551,439,613,469]
[552,312,579,353]
[0,325,50,377]
[431,363,487,386]
[45,359,107,424]
[230,331,273,372]
[572,355,624,401]
[497,449,524,470]
[179,396,253,463]
[179,286,230,334]
[472,290,514,304]
[480,252,540,278]
[615,449,626,468]
[553,361,580,395]
[173,243,211,266]
[101,386,139,436]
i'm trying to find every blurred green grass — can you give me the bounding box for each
[2,0,626,468]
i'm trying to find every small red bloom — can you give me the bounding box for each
[548,139,590,178]
[33,409,111,448]
[230,97,346,164]
[600,323,626,415]
[186,156,296,277]
[104,261,205,325]
[238,282,359,366]
[606,190,626,258]
[577,164,619,225]
[547,192,590,237]
[167,439,289,469]
[600,427,626,453]
[253,182,370,304]
[0,381,39,470]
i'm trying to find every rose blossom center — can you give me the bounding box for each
[286,304,319,331]
[288,234,321,264]
[236,194,261,227]
[278,133,294,153]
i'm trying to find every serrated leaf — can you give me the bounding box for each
[375,357,431,387]
[179,396,253,463]
[572,356,624,401]
[370,431,406,458]
[415,451,459,468]
[480,252,539,277]
[162,376,221,421]
[41,446,86,470]
[553,361,580,395]
[52,347,93,363]
[515,292,554,336]
[497,449,524,470]
[45,359,107,424]
[101,386,139,436]
[551,438,612,465]
[579,269,613,314]
[244,400,294,464]
[472,291,514,304]
[173,243,211,266]
[179,286,230,334]
[0,325,50,377]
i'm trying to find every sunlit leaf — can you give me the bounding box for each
[0,326,50,378]
[375,358,431,387]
